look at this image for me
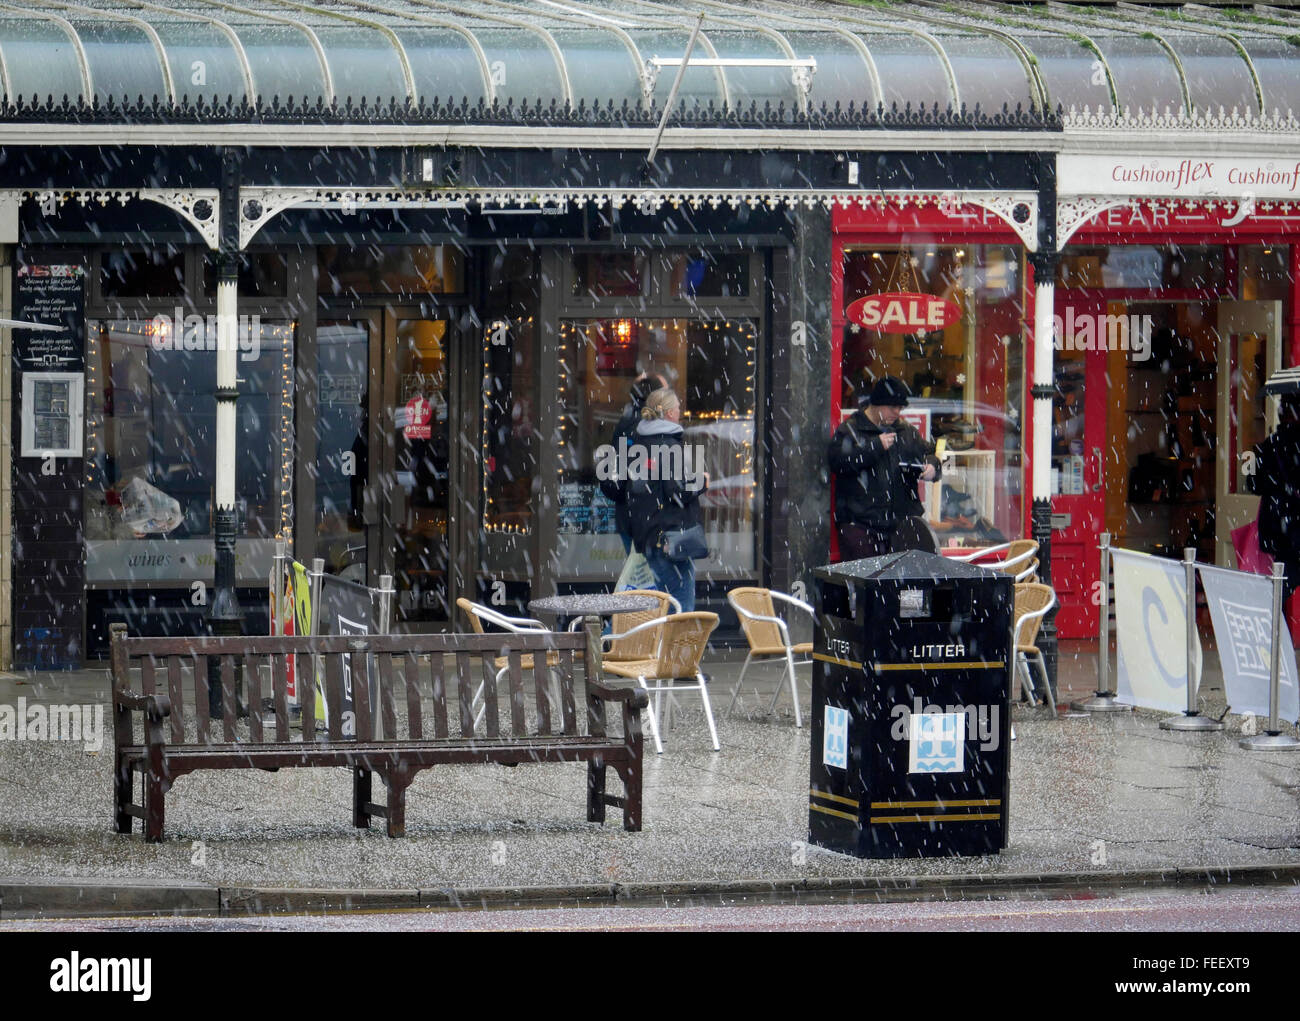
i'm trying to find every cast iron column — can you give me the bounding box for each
[1029,155,1059,702]
[208,148,243,715]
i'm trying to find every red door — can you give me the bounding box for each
[1050,296,1109,638]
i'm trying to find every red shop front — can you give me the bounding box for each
[832,189,1300,640]
[831,198,1034,562]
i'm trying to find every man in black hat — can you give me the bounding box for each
[828,376,941,560]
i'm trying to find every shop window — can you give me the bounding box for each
[202,251,289,298]
[315,245,464,296]
[1057,246,1225,291]
[840,245,1025,544]
[100,249,186,298]
[570,253,647,299]
[1240,245,1291,302]
[314,320,369,578]
[556,317,758,579]
[481,250,540,539]
[669,252,750,299]
[84,318,296,561]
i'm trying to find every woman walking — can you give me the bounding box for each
[622,388,707,612]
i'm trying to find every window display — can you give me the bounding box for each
[83,317,295,582]
[840,245,1025,543]
[557,317,759,579]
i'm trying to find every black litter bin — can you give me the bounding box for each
[810,550,1013,858]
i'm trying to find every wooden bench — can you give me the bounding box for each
[110,624,647,842]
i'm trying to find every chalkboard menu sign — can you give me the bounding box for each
[12,263,87,669]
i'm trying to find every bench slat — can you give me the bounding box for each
[404,653,422,740]
[379,653,397,741]
[430,653,448,740]
[534,647,552,736]
[221,655,237,743]
[195,655,211,745]
[272,653,290,743]
[507,649,525,736]
[353,645,372,743]
[455,651,474,738]
[248,656,263,743]
[167,659,184,745]
[481,652,499,739]
[559,648,577,736]
[141,657,156,698]
[325,654,344,742]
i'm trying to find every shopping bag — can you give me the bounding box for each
[1232,519,1274,576]
[615,551,656,591]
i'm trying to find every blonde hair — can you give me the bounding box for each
[640,388,680,421]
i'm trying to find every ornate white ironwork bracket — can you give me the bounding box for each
[139,189,220,250]
[240,187,470,247]
[4,188,219,248]
[1057,196,1131,247]
[939,191,1040,252]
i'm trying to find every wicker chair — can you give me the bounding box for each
[602,590,681,665]
[601,612,720,754]
[725,586,814,727]
[456,598,561,724]
[1014,583,1057,716]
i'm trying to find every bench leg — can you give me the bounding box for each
[114,757,133,835]
[144,771,165,843]
[616,760,642,832]
[586,756,607,824]
[353,767,372,829]
[384,768,412,838]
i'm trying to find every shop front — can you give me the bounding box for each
[831,199,1034,555]
[1052,154,1300,637]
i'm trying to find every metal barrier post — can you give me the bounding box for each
[271,540,286,637]
[1160,548,1222,731]
[1073,532,1129,712]
[307,557,325,735]
[1240,562,1300,751]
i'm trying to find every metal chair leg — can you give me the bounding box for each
[638,676,664,755]
[786,648,802,728]
[698,672,720,752]
[1017,655,1037,706]
[726,652,754,718]
[1032,652,1056,717]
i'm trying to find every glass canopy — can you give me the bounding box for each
[0,0,1293,119]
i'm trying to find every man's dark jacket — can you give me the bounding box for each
[1257,419,1300,563]
[828,408,941,532]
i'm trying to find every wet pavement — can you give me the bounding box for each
[1,640,1298,899]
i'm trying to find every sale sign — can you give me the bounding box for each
[846,292,961,333]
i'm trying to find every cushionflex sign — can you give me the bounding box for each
[1112,550,1202,713]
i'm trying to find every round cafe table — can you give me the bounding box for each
[528,593,660,680]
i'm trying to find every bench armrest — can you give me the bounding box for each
[587,681,649,710]
[115,690,172,721]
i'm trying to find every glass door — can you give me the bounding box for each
[313,310,460,624]
[383,313,454,624]
[1216,300,1282,566]
[1050,296,1109,639]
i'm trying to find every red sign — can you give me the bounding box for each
[846,292,962,333]
[404,395,433,440]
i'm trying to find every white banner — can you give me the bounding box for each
[1059,154,1300,200]
[1113,550,1202,713]
[1200,564,1300,724]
